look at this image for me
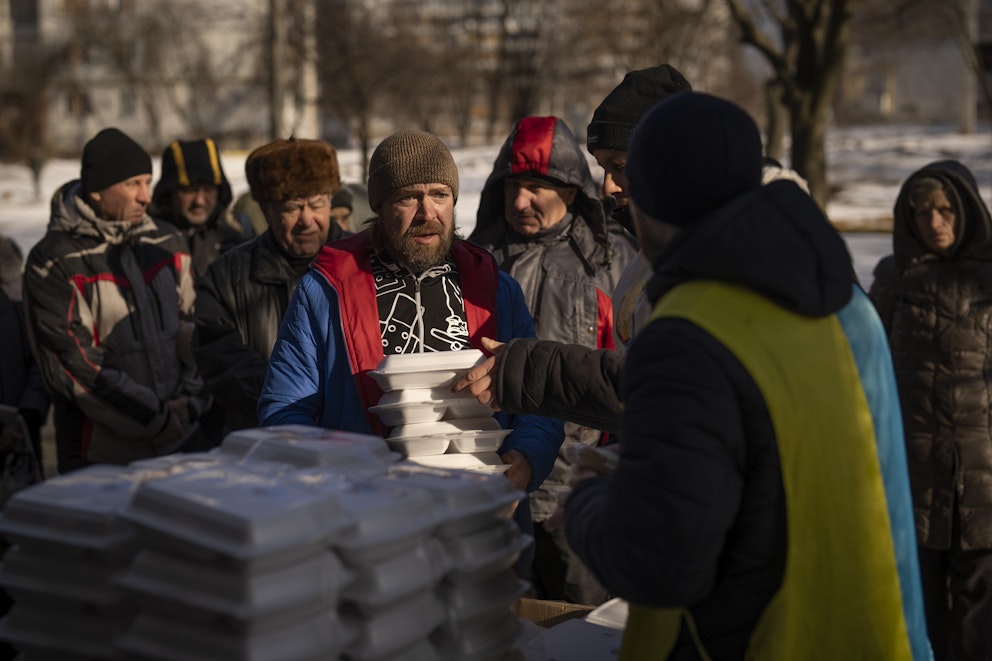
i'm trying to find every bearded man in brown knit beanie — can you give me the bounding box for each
[258,130,565,577]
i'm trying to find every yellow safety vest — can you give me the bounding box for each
[621,280,917,661]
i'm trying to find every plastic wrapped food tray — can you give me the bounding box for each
[220,425,396,464]
[116,608,351,661]
[340,537,452,615]
[115,548,349,628]
[344,590,447,661]
[121,467,353,570]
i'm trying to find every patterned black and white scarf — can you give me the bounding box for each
[371,250,470,354]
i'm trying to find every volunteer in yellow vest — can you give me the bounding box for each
[563,91,931,660]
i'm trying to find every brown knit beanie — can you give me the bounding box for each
[245,137,340,203]
[367,131,459,212]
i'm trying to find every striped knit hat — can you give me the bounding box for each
[367,131,459,212]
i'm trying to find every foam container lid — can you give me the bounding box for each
[117,608,351,661]
[340,536,452,614]
[220,425,396,463]
[383,465,521,525]
[116,547,350,623]
[0,464,141,553]
[121,467,353,567]
[128,452,235,477]
[374,349,484,374]
[344,590,447,661]
[284,471,440,564]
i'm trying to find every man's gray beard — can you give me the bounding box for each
[371,213,461,273]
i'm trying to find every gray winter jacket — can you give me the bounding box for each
[869,159,992,550]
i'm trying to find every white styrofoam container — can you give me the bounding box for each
[446,429,512,454]
[121,467,353,570]
[404,452,511,477]
[369,400,448,426]
[220,426,397,464]
[388,417,501,440]
[442,519,532,580]
[116,608,351,661]
[0,601,130,660]
[284,471,441,566]
[440,569,530,624]
[343,590,447,661]
[383,465,522,537]
[0,545,126,608]
[431,608,522,661]
[373,387,492,425]
[368,349,485,391]
[340,537,452,615]
[385,436,452,457]
[0,464,142,559]
[116,548,349,627]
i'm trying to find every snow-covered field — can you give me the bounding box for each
[1,122,989,290]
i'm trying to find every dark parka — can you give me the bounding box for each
[23,181,209,472]
[469,116,638,348]
[869,159,992,551]
[566,180,857,658]
[151,139,251,277]
[193,228,341,431]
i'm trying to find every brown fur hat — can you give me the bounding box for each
[245,137,341,203]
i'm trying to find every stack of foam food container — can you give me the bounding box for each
[383,465,531,660]
[113,426,395,661]
[0,424,532,659]
[0,462,222,659]
[367,350,512,474]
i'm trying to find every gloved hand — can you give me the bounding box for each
[148,396,191,456]
[0,421,25,453]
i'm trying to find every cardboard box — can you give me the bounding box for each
[513,598,595,628]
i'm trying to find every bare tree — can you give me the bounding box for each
[724,0,860,206]
[317,1,415,182]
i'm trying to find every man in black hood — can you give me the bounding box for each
[151,137,253,277]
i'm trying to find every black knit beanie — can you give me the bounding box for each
[586,64,692,155]
[81,128,152,193]
[367,131,459,212]
[627,92,763,228]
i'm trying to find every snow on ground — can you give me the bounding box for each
[1,123,989,291]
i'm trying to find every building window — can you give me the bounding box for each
[66,90,91,117]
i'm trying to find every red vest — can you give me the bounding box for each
[310,232,500,435]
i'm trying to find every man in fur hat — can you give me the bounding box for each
[257,131,564,561]
[193,137,344,432]
[23,127,210,473]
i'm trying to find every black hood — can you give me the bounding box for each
[891,159,992,268]
[151,138,233,229]
[645,180,854,318]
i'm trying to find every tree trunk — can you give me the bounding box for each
[789,101,830,209]
[764,79,788,163]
